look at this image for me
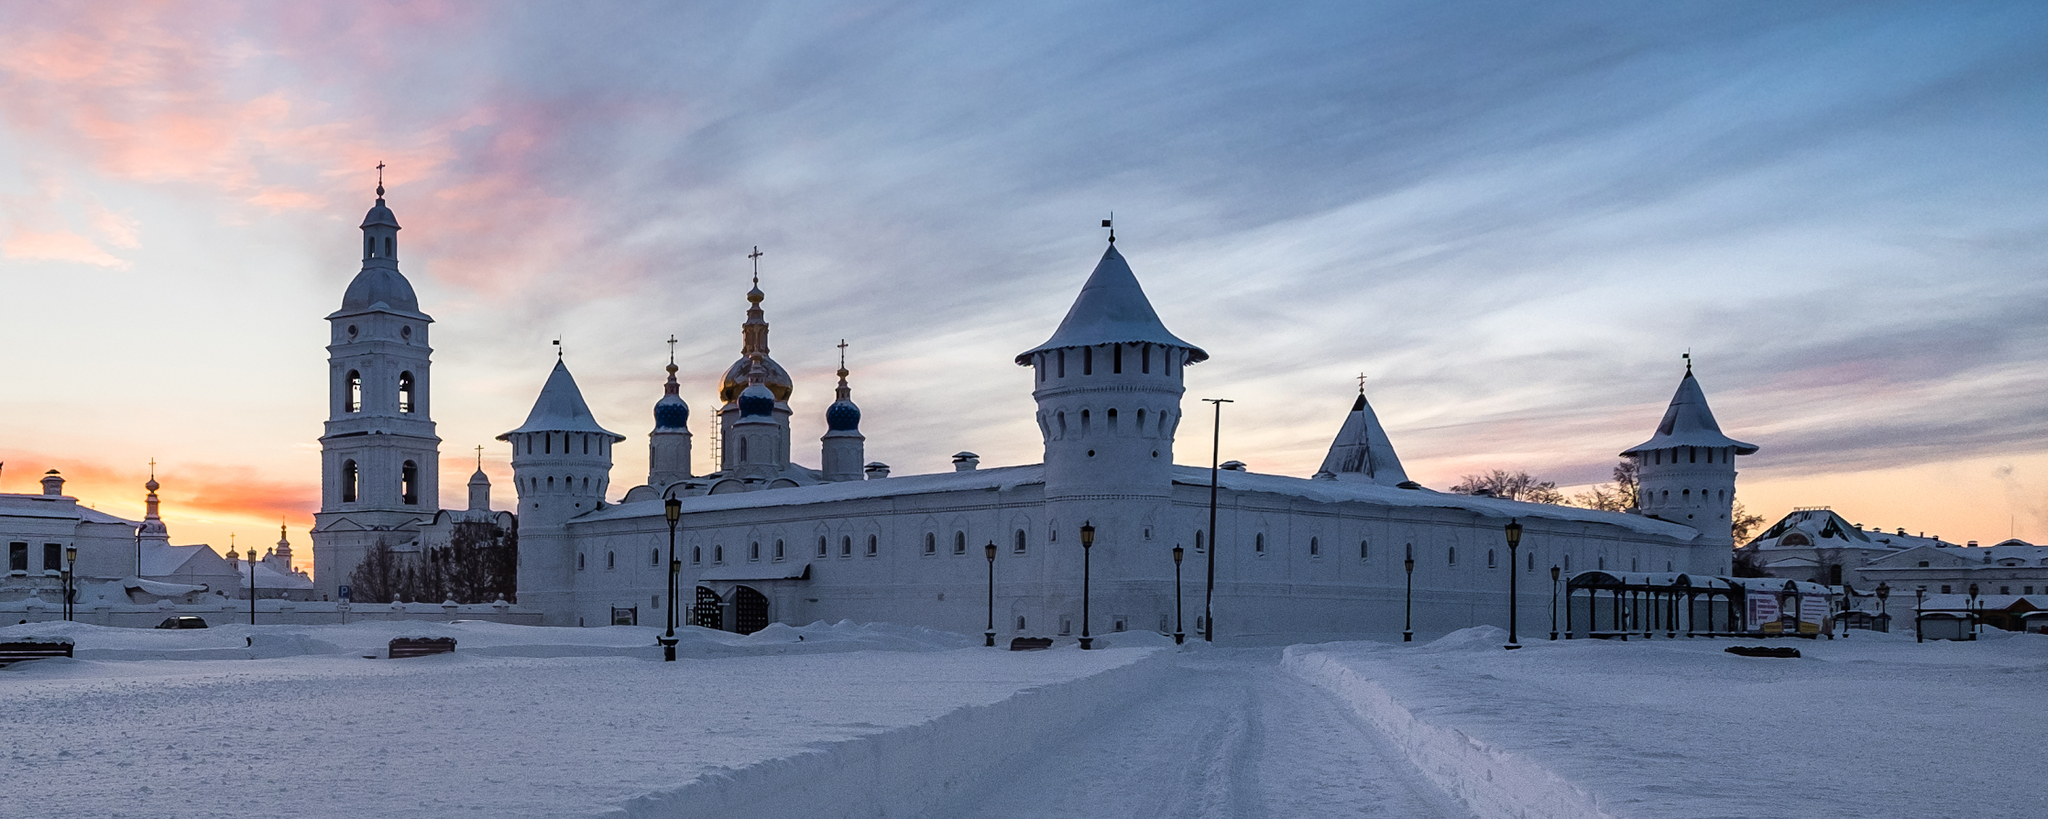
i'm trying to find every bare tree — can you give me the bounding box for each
[1451,470,1566,504]
[1731,499,1766,543]
[346,539,404,604]
[1569,458,1640,512]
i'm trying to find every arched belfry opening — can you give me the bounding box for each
[398,371,415,413]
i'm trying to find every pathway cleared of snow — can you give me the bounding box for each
[918,650,1471,819]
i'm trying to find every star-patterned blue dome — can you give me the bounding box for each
[826,399,861,431]
[738,382,775,417]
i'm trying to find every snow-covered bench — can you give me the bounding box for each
[0,639,75,667]
[388,637,456,659]
[1009,637,1054,651]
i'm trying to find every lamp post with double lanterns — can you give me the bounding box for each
[62,545,78,622]
[1875,582,1891,634]
[984,541,998,647]
[1078,523,1096,650]
[1503,520,1523,650]
[661,496,681,662]
[1172,544,1186,645]
[1402,551,1415,643]
[1549,564,1562,641]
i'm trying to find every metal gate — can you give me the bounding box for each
[693,586,723,631]
[734,586,770,635]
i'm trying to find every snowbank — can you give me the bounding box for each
[1285,632,1616,819]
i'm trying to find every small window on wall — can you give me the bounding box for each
[606,551,615,570]
[775,540,785,560]
[1195,530,1205,552]
[577,553,586,570]
[398,371,415,413]
[714,544,724,563]
[1564,554,1571,572]
[1941,585,1951,594]
[401,461,419,505]
[817,537,828,558]
[651,548,659,566]
[341,460,359,503]
[1360,539,1369,560]
[692,546,701,564]
[1448,546,1457,565]
[8,542,26,572]
[1598,556,1606,570]
[866,535,877,556]
[841,536,852,557]
[1254,534,1266,555]
[749,542,760,562]
[1015,530,1027,554]
[345,371,362,413]
[1015,616,1027,631]
[1309,537,1320,557]
[1488,548,1496,568]
[43,543,61,572]
[924,533,936,555]
[954,532,967,555]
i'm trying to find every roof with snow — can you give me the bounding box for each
[499,359,626,441]
[1015,243,1207,364]
[335,264,424,317]
[1317,391,1409,486]
[1621,369,1757,456]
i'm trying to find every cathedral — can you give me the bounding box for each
[313,187,1755,642]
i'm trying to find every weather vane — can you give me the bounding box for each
[1683,349,1692,373]
[1102,212,1115,243]
[552,337,563,359]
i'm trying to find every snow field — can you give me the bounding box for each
[1288,627,2048,819]
[0,620,1161,819]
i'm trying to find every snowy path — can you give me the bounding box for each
[921,650,1470,819]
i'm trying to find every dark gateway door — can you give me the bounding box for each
[693,586,723,631]
[734,586,770,635]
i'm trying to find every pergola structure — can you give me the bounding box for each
[1563,571,1753,639]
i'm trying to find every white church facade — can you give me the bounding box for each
[317,189,1757,642]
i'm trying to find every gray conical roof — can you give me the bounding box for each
[1318,391,1409,485]
[498,359,625,441]
[1621,369,1758,456]
[1015,243,1206,364]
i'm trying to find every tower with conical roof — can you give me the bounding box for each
[1016,236,1205,553]
[1315,385,1410,486]
[820,341,865,482]
[648,343,694,489]
[1621,361,1758,556]
[312,175,442,601]
[500,357,625,623]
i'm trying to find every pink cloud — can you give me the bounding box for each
[1,226,127,267]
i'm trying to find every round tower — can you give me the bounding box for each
[820,341,865,482]
[498,357,624,623]
[1622,362,1758,559]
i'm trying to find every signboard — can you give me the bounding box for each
[338,584,352,602]
[1748,593,1781,634]
[1799,594,1829,636]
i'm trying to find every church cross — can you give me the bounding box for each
[749,246,764,287]
[666,334,679,363]
[376,161,386,197]
[1356,372,1368,393]
[475,445,484,469]
[149,457,156,479]
[837,338,848,369]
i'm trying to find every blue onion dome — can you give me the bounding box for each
[826,398,861,431]
[654,394,689,428]
[738,382,775,417]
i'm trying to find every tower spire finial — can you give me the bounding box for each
[475,445,483,470]
[553,337,563,360]
[666,334,679,366]
[1357,372,1368,393]
[837,338,848,374]
[1683,349,1692,374]
[1102,212,1115,243]
[749,245,764,289]
[376,161,386,198]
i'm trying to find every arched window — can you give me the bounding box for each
[1448,546,1457,565]
[774,540,785,560]
[401,461,418,505]
[1015,615,1027,631]
[582,435,590,455]
[749,542,760,561]
[954,531,967,554]
[1488,548,1496,568]
[651,548,659,566]
[1112,343,1123,373]
[1359,539,1369,560]
[1136,408,1146,433]
[606,551,615,570]
[1107,408,1118,433]
[1057,412,1067,438]
[1254,533,1265,554]
[1015,529,1027,554]
[692,546,701,564]
[345,371,362,413]
[577,553,586,570]
[1083,346,1093,375]
[384,236,394,258]
[866,535,877,556]
[817,537,828,557]
[1081,410,1090,433]
[841,536,852,557]
[364,235,374,258]
[1528,552,1535,571]
[739,438,748,462]
[1310,537,1320,557]
[1598,556,1606,570]
[1142,344,1152,373]
[398,371,415,413]
[340,460,358,503]
[1195,530,1205,552]
[713,544,723,563]
[544,434,551,454]
[1057,349,1066,377]
[1564,554,1571,572]
[925,533,936,555]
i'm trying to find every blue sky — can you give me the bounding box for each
[2,1,2044,555]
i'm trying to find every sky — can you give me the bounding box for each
[2,1,2045,569]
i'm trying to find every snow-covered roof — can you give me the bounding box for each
[1180,467,1701,540]
[581,465,1050,522]
[1621,369,1757,456]
[1317,391,1409,486]
[124,577,209,596]
[333,263,426,318]
[141,543,222,577]
[238,561,315,590]
[698,562,811,582]
[499,359,626,441]
[1014,243,1207,364]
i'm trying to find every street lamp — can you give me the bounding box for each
[249,545,258,626]
[984,541,998,647]
[1403,550,1415,643]
[1078,522,1095,650]
[1202,397,1231,643]
[1875,582,1891,634]
[1503,520,1523,650]
[1172,545,1185,645]
[1549,564,1561,641]
[1968,582,1980,640]
[63,545,78,622]
[1914,585,1926,643]
[661,495,681,662]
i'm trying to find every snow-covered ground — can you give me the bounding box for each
[1288,627,2048,819]
[6,620,2043,818]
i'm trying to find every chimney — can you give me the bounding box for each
[40,470,64,496]
[863,461,890,480]
[952,452,980,472]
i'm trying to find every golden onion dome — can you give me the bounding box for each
[718,355,792,403]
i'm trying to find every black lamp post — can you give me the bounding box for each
[661,496,681,662]
[1172,545,1185,645]
[1503,520,1523,650]
[1549,564,1561,640]
[1914,585,1926,643]
[249,546,257,626]
[1968,582,1980,640]
[62,545,78,622]
[1875,582,1891,634]
[1078,522,1095,650]
[1202,397,1230,643]
[1402,552,1415,643]
[984,541,998,647]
